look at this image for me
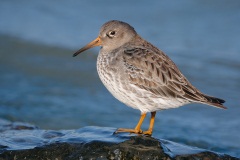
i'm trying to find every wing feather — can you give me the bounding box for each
[122,47,203,101]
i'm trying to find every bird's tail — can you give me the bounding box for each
[202,94,227,109]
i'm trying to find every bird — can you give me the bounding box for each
[73,20,226,136]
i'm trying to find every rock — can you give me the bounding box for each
[0,120,238,160]
[0,137,166,160]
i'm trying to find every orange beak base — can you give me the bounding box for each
[73,37,102,57]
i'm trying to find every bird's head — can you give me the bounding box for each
[73,20,137,57]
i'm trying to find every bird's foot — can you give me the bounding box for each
[115,128,152,136]
[114,128,143,135]
[142,129,152,136]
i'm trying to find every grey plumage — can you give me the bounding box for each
[73,20,226,135]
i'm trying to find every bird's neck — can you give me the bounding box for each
[133,35,163,54]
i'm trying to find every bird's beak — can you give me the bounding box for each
[73,37,102,57]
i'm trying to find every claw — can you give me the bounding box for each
[142,130,152,136]
[115,128,143,134]
[114,112,156,136]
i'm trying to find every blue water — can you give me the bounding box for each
[0,0,240,157]
[0,122,223,158]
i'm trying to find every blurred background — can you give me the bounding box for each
[0,0,239,157]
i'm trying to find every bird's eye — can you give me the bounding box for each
[107,31,116,38]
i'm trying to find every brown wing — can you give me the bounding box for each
[122,46,226,109]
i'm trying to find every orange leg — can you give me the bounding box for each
[115,113,147,134]
[143,111,156,136]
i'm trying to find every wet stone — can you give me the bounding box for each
[0,120,238,160]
